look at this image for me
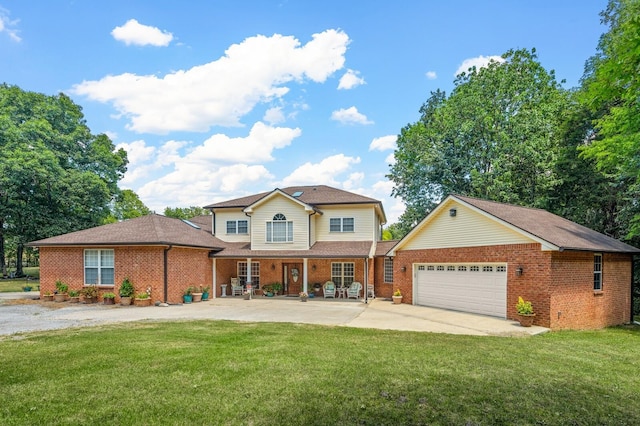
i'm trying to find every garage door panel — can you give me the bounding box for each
[415,265,506,318]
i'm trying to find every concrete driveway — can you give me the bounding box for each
[0,292,548,336]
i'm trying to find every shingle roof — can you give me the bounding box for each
[186,215,213,234]
[375,240,399,256]
[455,195,640,253]
[211,240,373,258]
[27,214,225,250]
[204,185,381,209]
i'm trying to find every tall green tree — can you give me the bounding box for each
[103,189,151,224]
[579,0,640,241]
[0,84,128,276]
[164,206,211,220]
[388,49,569,232]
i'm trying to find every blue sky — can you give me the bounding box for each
[1,1,607,224]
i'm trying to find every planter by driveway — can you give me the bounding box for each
[0,294,548,336]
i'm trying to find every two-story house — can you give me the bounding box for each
[29,185,388,303]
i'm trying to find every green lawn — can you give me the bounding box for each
[0,267,39,292]
[0,322,638,425]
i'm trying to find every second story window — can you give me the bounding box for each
[266,213,293,242]
[226,220,248,234]
[330,217,354,232]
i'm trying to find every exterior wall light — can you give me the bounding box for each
[516,267,523,276]
[449,208,457,217]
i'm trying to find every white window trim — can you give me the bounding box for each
[266,214,293,243]
[331,262,355,287]
[226,219,248,235]
[329,217,355,232]
[384,257,393,283]
[84,249,114,286]
[594,253,603,291]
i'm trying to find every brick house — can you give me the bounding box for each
[386,195,639,329]
[29,187,637,330]
[29,185,387,304]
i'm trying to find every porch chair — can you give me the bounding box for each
[323,281,336,298]
[230,278,243,296]
[347,282,362,300]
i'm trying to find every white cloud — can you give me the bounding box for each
[330,106,373,125]
[73,29,349,134]
[385,152,395,165]
[425,71,437,80]
[369,135,396,151]
[281,154,360,186]
[338,69,365,90]
[342,172,364,190]
[263,107,285,124]
[0,7,21,42]
[111,19,173,47]
[455,55,504,76]
[189,122,301,163]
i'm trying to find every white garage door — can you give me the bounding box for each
[415,264,507,318]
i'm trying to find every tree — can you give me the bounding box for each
[103,189,151,224]
[0,84,128,276]
[164,206,211,220]
[579,0,640,240]
[388,49,569,231]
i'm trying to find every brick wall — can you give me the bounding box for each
[392,244,633,329]
[372,256,394,299]
[39,246,213,304]
[550,251,632,329]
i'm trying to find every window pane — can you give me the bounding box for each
[287,221,293,242]
[85,268,98,285]
[266,222,272,242]
[330,218,341,232]
[238,220,248,234]
[344,262,354,286]
[343,218,354,232]
[102,268,115,285]
[384,258,393,283]
[85,250,99,267]
[273,222,286,242]
[101,250,114,267]
[227,221,236,234]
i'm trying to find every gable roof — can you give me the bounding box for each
[27,214,225,250]
[392,195,640,254]
[243,188,319,214]
[206,185,381,208]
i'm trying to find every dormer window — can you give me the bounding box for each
[266,213,293,242]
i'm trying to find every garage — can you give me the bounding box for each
[414,263,507,318]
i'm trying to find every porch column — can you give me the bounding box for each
[212,258,217,299]
[303,258,308,293]
[246,257,252,285]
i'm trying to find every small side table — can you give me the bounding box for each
[221,284,227,297]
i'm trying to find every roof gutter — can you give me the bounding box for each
[164,245,173,303]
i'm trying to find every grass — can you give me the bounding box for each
[0,322,639,425]
[0,267,39,292]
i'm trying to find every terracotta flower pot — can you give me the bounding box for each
[518,313,535,327]
[134,298,152,307]
[392,296,402,305]
[43,294,54,302]
[69,296,80,303]
[120,296,132,306]
[54,293,67,302]
[192,292,203,302]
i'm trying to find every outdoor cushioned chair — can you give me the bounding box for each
[230,278,243,296]
[347,282,362,300]
[323,281,336,298]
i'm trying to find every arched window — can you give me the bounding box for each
[266,213,293,242]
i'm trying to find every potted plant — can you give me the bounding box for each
[201,285,210,301]
[119,278,135,306]
[191,286,203,302]
[134,287,152,307]
[81,285,98,303]
[262,284,274,297]
[22,285,33,292]
[183,287,193,304]
[272,282,282,295]
[68,290,80,303]
[103,292,116,305]
[54,280,69,302]
[42,291,54,302]
[392,289,403,304]
[308,289,315,298]
[243,291,251,300]
[516,296,535,327]
[299,291,308,302]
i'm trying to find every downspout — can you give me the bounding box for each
[364,257,369,304]
[164,245,173,303]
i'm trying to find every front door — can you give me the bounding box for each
[283,263,303,295]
